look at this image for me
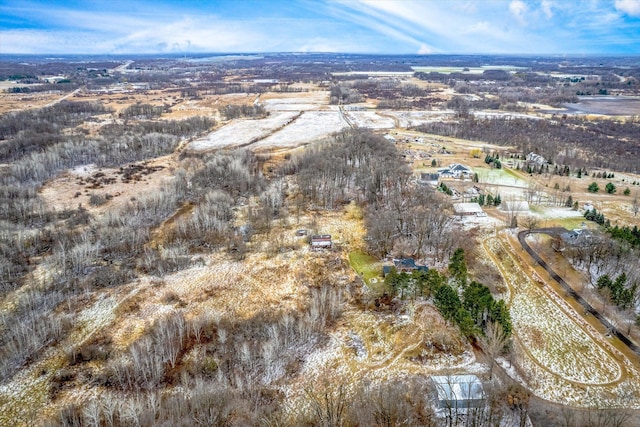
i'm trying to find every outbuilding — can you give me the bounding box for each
[310,235,332,250]
[453,202,485,217]
[432,375,485,414]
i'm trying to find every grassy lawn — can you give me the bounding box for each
[552,216,588,230]
[348,250,385,292]
[477,167,528,187]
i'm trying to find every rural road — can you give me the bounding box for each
[43,86,83,108]
[113,60,134,73]
[517,228,640,356]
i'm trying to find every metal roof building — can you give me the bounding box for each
[453,202,485,217]
[432,375,485,412]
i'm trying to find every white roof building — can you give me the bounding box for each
[453,203,485,216]
[432,375,485,413]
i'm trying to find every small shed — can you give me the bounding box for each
[453,203,485,217]
[310,235,332,250]
[432,375,485,412]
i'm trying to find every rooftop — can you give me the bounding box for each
[432,375,485,409]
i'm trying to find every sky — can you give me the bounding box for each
[1,0,640,55]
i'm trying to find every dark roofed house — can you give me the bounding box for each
[310,235,332,250]
[395,258,418,271]
[383,258,428,276]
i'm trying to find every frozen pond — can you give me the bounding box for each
[563,96,640,116]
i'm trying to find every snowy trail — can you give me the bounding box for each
[482,232,640,407]
[519,228,640,356]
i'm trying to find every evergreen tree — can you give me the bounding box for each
[565,195,573,208]
[448,248,468,286]
[434,284,462,321]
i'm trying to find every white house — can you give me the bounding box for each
[526,152,546,166]
[438,164,473,179]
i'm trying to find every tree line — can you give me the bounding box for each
[415,116,640,173]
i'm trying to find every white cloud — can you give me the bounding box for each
[541,0,554,18]
[337,0,557,53]
[417,43,435,54]
[615,0,640,16]
[466,21,492,34]
[509,0,528,24]
[454,1,478,14]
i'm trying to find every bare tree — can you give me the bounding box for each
[304,380,348,427]
[504,195,521,228]
[480,320,510,380]
[523,215,539,231]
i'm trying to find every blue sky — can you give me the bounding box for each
[1,0,640,55]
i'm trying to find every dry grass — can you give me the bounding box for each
[38,156,175,215]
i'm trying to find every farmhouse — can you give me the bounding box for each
[438,163,473,179]
[432,375,485,414]
[310,234,332,250]
[382,258,428,276]
[453,202,485,217]
[526,152,547,166]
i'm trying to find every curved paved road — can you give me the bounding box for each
[518,228,640,356]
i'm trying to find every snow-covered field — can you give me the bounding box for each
[262,93,328,112]
[380,110,452,128]
[188,112,299,151]
[345,111,395,129]
[252,111,349,149]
